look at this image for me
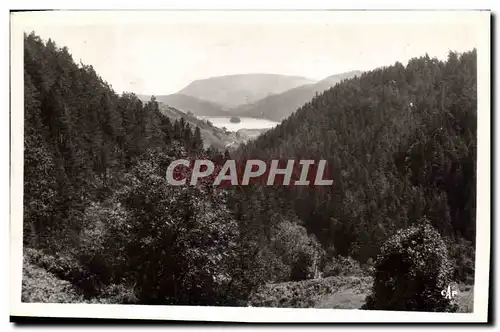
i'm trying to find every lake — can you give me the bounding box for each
[198,116,280,132]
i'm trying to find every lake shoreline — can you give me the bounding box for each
[198,116,280,132]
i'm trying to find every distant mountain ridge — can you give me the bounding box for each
[234,70,363,121]
[141,71,361,123]
[178,73,316,108]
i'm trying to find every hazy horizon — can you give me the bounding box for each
[16,11,481,96]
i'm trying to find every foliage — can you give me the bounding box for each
[23,248,96,294]
[249,275,473,311]
[237,50,477,275]
[363,220,457,312]
[445,237,475,284]
[23,32,204,254]
[23,32,240,305]
[22,259,84,303]
[85,283,138,304]
[323,256,364,278]
[249,276,372,308]
[78,150,238,305]
[23,249,137,304]
[270,219,325,281]
[22,31,476,307]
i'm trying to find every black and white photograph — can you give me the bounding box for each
[9,9,491,323]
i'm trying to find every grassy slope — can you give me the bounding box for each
[249,276,372,309]
[249,276,474,312]
[454,283,474,313]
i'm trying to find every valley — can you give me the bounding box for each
[21,31,478,313]
[137,70,363,148]
[140,71,363,125]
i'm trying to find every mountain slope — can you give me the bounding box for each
[23,32,251,306]
[136,94,271,149]
[235,70,362,121]
[156,102,265,150]
[138,93,229,117]
[237,51,477,267]
[178,73,316,108]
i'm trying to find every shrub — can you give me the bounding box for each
[445,237,475,284]
[85,283,138,304]
[363,220,457,312]
[76,200,131,287]
[361,258,376,275]
[23,248,91,292]
[270,219,325,282]
[22,259,83,303]
[323,256,363,277]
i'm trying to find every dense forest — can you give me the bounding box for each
[22,32,476,308]
[236,50,477,278]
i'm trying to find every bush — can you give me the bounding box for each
[23,249,138,304]
[76,200,131,287]
[22,259,83,303]
[270,219,325,282]
[85,283,138,304]
[445,237,475,284]
[323,256,363,277]
[363,221,457,312]
[23,248,93,293]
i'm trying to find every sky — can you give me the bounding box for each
[15,11,483,95]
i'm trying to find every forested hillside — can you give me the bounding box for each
[21,31,476,309]
[236,50,477,282]
[235,70,362,121]
[22,32,325,305]
[23,32,237,304]
[154,102,234,150]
